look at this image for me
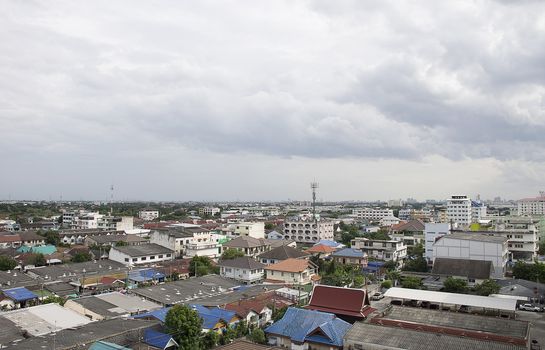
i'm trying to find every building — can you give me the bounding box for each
[331,248,368,268]
[97,216,134,231]
[64,292,161,320]
[432,232,508,278]
[266,230,284,240]
[351,208,394,221]
[424,222,450,263]
[344,304,529,350]
[18,231,45,246]
[304,244,337,257]
[150,227,221,259]
[108,243,174,266]
[517,192,545,215]
[306,285,372,323]
[138,209,160,221]
[494,216,540,261]
[0,234,21,248]
[389,219,425,247]
[380,215,400,227]
[218,257,266,284]
[447,195,472,227]
[74,212,103,230]
[351,238,407,264]
[222,236,271,257]
[472,201,488,222]
[257,245,309,265]
[265,307,352,349]
[85,234,146,247]
[282,218,334,244]
[227,222,265,239]
[264,258,318,285]
[199,207,221,216]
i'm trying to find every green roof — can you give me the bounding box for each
[89,341,132,350]
[17,245,57,255]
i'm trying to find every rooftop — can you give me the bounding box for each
[111,243,174,257]
[306,285,371,318]
[305,244,336,254]
[264,258,313,273]
[257,245,309,260]
[223,236,270,248]
[432,258,493,280]
[218,257,266,270]
[384,287,517,311]
[345,323,526,350]
[87,234,147,244]
[331,248,366,258]
[440,232,508,243]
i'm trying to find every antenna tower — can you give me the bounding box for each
[110,184,114,215]
[310,181,319,222]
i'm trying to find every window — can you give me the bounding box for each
[159,255,163,258]
[150,256,155,260]
[166,254,171,257]
[141,257,147,261]
[124,258,129,262]
[132,258,137,262]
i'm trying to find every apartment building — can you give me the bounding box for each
[389,220,425,247]
[447,195,472,227]
[138,209,159,221]
[432,232,508,278]
[493,217,539,261]
[199,207,221,216]
[351,238,407,264]
[150,227,221,259]
[226,222,265,239]
[517,192,545,215]
[471,202,487,223]
[283,218,334,244]
[97,216,134,231]
[352,208,394,221]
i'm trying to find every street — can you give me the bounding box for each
[516,310,545,347]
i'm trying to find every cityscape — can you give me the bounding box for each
[2,1,545,350]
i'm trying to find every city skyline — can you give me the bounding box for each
[2,1,545,201]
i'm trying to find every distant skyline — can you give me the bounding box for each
[1,1,545,202]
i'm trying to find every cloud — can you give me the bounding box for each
[1,0,544,200]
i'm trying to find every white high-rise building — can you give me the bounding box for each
[138,209,159,221]
[517,192,545,215]
[283,218,334,243]
[447,195,472,227]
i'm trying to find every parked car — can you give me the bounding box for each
[531,339,541,350]
[371,292,384,300]
[519,304,543,312]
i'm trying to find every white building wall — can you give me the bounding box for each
[108,248,174,266]
[138,210,159,221]
[447,195,472,227]
[220,266,264,283]
[424,223,450,262]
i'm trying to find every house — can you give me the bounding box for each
[128,268,166,285]
[314,240,344,249]
[218,257,266,284]
[108,244,174,266]
[142,329,179,350]
[0,234,21,248]
[266,230,284,240]
[431,258,494,284]
[306,285,373,323]
[305,244,337,257]
[222,236,271,257]
[264,258,318,285]
[225,300,272,327]
[432,232,508,278]
[265,307,352,349]
[331,248,368,268]
[1,287,38,309]
[389,219,425,247]
[85,234,146,247]
[351,238,407,265]
[257,245,309,265]
[18,231,45,246]
[150,227,221,259]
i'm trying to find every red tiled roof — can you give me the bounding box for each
[0,234,21,243]
[304,244,336,254]
[307,285,371,318]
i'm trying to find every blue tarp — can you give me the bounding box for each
[2,287,38,302]
[265,307,351,347]
[143,329,177,349]
[129,268,165,282]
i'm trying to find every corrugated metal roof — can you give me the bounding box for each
[143,329,177,349]
[384,287,517,311]
[2,287,38,302]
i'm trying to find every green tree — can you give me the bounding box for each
[381,280,393,289]
[539,242,545,255]
[249,328,267,344]
[272,306,288,322]
[221,249,245,260]
[264,222,275,230]
[234,320,248,338]
[71,252,92,263]
[402,257,428,272]
[114,241,128,247]
[513,261,545,282]
[0,256,17,271]
[401,276,422,289]
[382,260,397,271]
[473,279,501,296]
[353,274,365,288]
[27,253,46,267]
[41,295,65,305]
[189,256,217,277]
[442,277,468,293]
[164,304,203,350]
[201,331,219,349]
[219,327,236,345]
[407,243,425,258]
[38,230,60,246]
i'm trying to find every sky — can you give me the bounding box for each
[1,0,545,202]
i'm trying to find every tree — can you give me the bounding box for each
[402,257,428,273]
[219,327,235,345]
[234,320,248,338]
[71,252,92,263]
[0,256,17,271]
[265,222,275,230]
[221,249,245,260]
[442,277,468,293]
[41,295,65,305]
[249,328,266,344]
[539,242,545,255]
[512,261,545,282]
[473,279,501,296]
[27,253,46,267]
[115,241,128,247]
[201,331,219,350]
[353,274,365,288]
[401,276,422,289]
[189,256,217,277]
[38,230,60,246]
[407,243,425,258]
[164,304,203,350]
[272,306,288,322]
[382,260,397,271]
[381,280,393,289]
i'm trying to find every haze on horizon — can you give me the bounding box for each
[1,1,545,202]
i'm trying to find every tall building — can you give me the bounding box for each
[283,217,334,244]
[138,209,159,221]
[517,192,545,215]
[352,208,394,221]
[447,195,472,227]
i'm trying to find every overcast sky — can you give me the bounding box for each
[1,0,545,202]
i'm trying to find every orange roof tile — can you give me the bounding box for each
[264,258,312,273]
[305,244,336,254]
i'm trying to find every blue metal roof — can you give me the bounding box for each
[133,307,171,322]
[143,329,177,350]
[128,268,165,282]
[89,341,131,350]
[314,240,344,248]
[2,287,38,302]
[134,305,236,330]
[331,248,365,258]
[265,307,351,347]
